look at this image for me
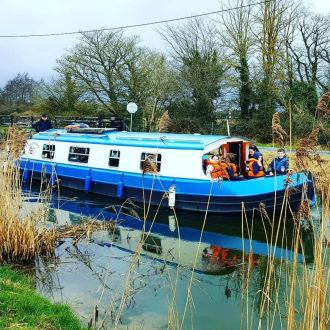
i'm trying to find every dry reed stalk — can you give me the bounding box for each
[142,155,158,174]
[272,112,287,148]
[295,127,325,171]
[158,110,171,133]
[0,128,115,264]
[316,92,330,118]
[246,148,330,329]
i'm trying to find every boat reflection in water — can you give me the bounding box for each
[29,188,313,276]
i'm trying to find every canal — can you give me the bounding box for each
[23,187,324,329]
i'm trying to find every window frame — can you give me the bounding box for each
[41,144,56,159]
[108,149,121,167]
[68,146,90,164]
[140,152,162,173]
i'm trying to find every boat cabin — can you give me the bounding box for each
[22,129,253,180]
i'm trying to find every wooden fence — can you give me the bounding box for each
[0,115,127,131]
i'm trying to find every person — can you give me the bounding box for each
[248,145,262,160]
[246,153,264,178]
[206,155,229,180]
[33,114,52,132]
[249,145,266,172]
[222,154,245,181]
[224,154,239,177]
[267,148,289,175]
[64,122,90,130]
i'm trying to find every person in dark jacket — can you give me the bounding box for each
[33,114,52,132]
[267,148,289,175]
[249,145,266,173]
[249,145,262,160]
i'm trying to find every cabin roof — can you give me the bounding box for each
[32,129,236,150]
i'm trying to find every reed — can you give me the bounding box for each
[0,127,55,263]
[0,128,113,264]
[241,134,330,329]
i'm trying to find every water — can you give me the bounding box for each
[23,188,318,329]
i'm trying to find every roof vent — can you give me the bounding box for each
[66,128,117,134]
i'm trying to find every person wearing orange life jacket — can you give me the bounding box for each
[224,154,239,177]
[246,154,264,178]
[206,155,230,180]
[228,162,238,176]
[222,154,246,181]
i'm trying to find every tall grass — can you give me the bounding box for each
[0,128,110,264]
[240,139,330,328]
[0,128,57,263]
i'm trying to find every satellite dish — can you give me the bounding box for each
[127,102,138,114]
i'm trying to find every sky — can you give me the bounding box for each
[0,0,329,87]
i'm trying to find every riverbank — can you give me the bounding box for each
[0,266,85,330]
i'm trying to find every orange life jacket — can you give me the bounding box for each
[247,158,264,177]
[207,161,230,180]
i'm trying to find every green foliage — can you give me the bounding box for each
[253,78,277,141]
[0,266,85,329]
[182,49,225,126]
[237,56,252,119]
[282,108,314,139]
[287,80,318,114]
[169,117,201,134]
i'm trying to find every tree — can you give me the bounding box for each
[0,73,37,109]
[160,18,227,132]
[57,30,149,117]
[139,53,179,131]
[219,0,254,119]
[56,30,178,130]
[254,0,291,140]
[42,72,83,114]
[288,11,330,97]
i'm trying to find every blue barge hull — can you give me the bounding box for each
[20,159,315,215]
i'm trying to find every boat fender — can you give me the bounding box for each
[168,214,176,232]
[84,175,91,192]
[168,185,176,207]
[117,180,124,198]
[23,169,30,184]
[50,173,57,186]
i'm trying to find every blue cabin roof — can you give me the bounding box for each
[33,129,229,150]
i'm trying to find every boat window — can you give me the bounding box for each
[109,149,120,167]
[142,233,162,254]
[68,146,90,163]
[41,144,55,159]
[140,153,161,173]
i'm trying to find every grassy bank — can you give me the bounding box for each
[0,266,85,330]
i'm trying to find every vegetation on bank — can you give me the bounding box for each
[0,266,85,330]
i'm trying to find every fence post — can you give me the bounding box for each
[10,115,14,127]
[98,116,102,128]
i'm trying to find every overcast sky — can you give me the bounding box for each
[0,0,329,87]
